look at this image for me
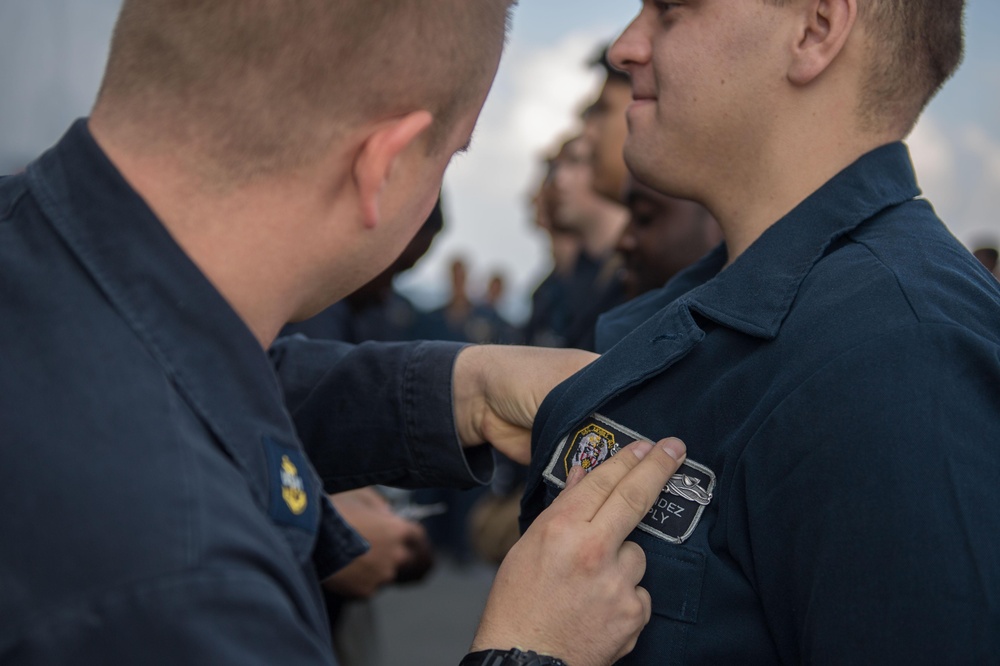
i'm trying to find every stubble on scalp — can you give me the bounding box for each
[95,0,514,184]
[763,0,965,135]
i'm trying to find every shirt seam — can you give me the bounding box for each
[847,234,922,322]
[402,341,429,483]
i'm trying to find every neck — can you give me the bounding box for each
[707,120,899,266]
[88,117,354,349]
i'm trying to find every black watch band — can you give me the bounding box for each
[459,647,568,666]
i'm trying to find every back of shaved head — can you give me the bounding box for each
[95,0,513,182]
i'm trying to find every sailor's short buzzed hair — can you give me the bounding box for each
[96,0,513,182]
[767,0,965,134]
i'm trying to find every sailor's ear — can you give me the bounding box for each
[787,0,858,86]
[352,110,434,229]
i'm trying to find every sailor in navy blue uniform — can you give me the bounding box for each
[0,120,489,664]
[523,0,1000,662]
[523,141,1000,665]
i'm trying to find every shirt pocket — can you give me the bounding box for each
[642,542,705,623]
[539,477,708,621]
[620,530,707,664]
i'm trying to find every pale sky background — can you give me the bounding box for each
[2,1,998,323]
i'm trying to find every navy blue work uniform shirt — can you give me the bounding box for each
[0,121,491,664]
[522,143,1000,664]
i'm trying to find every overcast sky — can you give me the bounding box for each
[2,1,998,322]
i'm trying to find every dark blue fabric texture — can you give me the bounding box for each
[522,143,1000,664]
[0,120,485,664]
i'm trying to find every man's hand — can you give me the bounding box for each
[323,488,432,599]
[471,438,687,666]
[453,345,599,464]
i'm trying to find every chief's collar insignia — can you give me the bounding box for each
[543,413,716,544]
[280,455,308,516]
[263,436,317,532]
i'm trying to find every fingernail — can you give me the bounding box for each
[632,440,653,460]
[660,438,686,461]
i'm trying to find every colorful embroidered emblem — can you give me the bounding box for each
[565,423,619,475]
[543,413,716,544]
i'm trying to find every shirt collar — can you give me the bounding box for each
[25,121,366,571]
[681,142,921,340]
[26,120,292,455]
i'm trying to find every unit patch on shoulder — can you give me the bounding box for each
[263,436,317,532]
[542,413,715,544]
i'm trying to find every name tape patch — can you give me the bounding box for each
[543,413,715,544]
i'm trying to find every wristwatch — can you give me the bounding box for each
[459,648,568,666]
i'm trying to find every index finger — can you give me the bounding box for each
[591,438,687,543]
[552,438,683,522]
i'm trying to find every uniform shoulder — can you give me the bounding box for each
[799,206,1000,344]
